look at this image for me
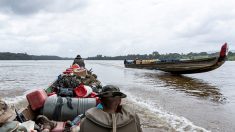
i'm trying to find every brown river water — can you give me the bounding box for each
[0,60,234,132]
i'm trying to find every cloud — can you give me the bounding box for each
[0,0,87,15]
[0,0,234,57]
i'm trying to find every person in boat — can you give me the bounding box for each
[133,58,137,64]
[124,59,127,65]
[79,85,142,132]
[73,55,85,68]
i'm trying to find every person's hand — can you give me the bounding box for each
[70,126,80,132]
[41,128,50,132]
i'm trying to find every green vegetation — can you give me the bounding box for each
[228,52,235,61]
[87,51,235,61]
[2,51,234,61]
[0,52,73,60]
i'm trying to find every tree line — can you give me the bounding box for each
[0,52,72,60]
[87,51,235,61]
[1,51,234,60]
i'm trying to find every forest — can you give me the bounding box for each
[0,52,72,60]
[87,51,235,61]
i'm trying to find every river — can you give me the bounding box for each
[0,60,234,132]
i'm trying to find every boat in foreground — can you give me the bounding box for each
[124,43,228,74]
[4,64,103,131]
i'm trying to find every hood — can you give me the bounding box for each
[85,105,135,128]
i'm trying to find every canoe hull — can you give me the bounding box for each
[124,43,228,74]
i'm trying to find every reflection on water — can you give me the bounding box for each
[143,73,226,103]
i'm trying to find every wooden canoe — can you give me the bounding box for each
[124,43,228,74]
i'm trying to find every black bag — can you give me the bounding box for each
[58,88,73,97]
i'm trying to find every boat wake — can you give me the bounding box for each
[125,91,210,132]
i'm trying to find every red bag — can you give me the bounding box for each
[71,64,80,69]
[26,89,47,110]
[74,84,92,98]
[87,92,97,98]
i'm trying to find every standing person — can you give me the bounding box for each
[73,55,85,68]
[80,85,142,132]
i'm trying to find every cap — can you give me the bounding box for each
[97,85,126,98]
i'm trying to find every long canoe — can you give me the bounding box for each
[124,43,228,74]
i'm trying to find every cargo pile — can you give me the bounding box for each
[48,64,102,97]
[0,64,103,132]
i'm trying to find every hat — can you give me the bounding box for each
[0,99,14,124]
[97,85,126,98]
[76,55,82,59]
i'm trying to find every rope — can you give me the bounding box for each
[112,114,117,132]
[66,97,73,109]
[53,97,63,120]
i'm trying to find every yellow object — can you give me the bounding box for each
[141,59,157,64]
[136,60,141,64]
[73,69,87,77]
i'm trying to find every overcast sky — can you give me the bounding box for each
[0,0,234,57]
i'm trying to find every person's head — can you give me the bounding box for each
[76,55,82,59]
[0,99,14,125]
[97,85,126,110]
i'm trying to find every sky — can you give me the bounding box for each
[0,0,234,57]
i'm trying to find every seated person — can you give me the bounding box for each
[73,55,85,68]
[80,85,142,132]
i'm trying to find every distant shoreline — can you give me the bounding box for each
[0,52,73,60]
[1,52,235,61]
[86,53,235,61]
